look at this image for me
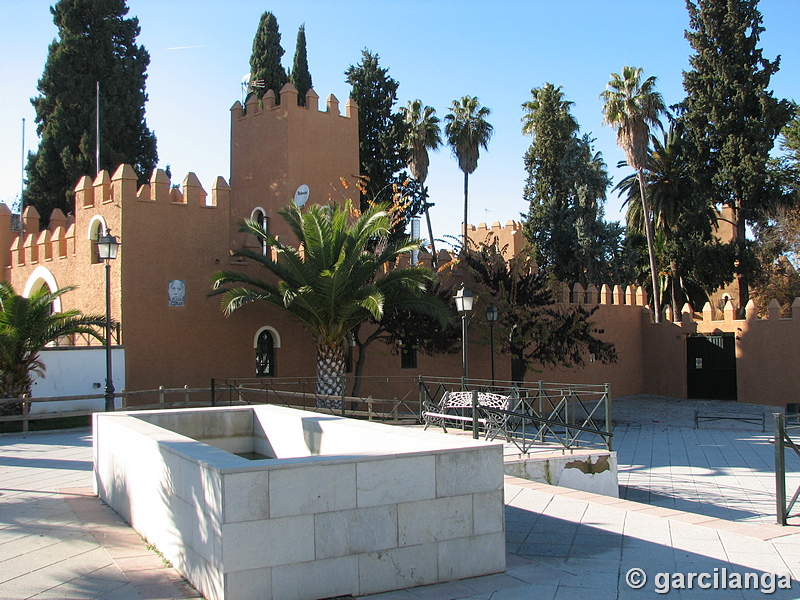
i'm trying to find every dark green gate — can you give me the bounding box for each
[686,333,737,400]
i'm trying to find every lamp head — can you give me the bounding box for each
[454,285,474,313]
[97,228,119,261]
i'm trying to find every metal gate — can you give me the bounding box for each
[686,333,737,400]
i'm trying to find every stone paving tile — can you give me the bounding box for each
[5,408,800,600]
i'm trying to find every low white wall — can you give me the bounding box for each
[30,347,125,413]
[504,450,619,497]
[94,406,506,600]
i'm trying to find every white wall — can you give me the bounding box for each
[29,347,126,413]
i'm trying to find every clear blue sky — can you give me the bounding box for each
[1,1,798,245]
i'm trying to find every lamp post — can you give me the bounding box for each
[486,303,498,387]
[97,228,119,412]
[454,285,474,387]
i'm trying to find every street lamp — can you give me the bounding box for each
[454,285,474,386]
[97,228,119,412]
[486,303,498,387]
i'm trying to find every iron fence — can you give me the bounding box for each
[774,412,800,525]
[417,376,612,451]
[1,375,612,453]
[211,376,422,422]
[0,386,212,432]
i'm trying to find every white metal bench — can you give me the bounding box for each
[422,391,511,441]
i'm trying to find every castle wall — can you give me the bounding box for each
[6,80,800,410]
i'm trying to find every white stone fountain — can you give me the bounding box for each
[93,405,505,600]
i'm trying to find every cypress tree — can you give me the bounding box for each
[344,50,408,212]
[521,84,610,284]
[24,0,157,226]
[679,0,793,310]
[249,11,288,104]
[290,24,312,106]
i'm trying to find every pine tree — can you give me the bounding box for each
[679,0,793,310]
[345,50,408,212]
[290,24,312,106]
[249,11,288,103]
[24,0,157,227]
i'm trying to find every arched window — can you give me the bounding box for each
[256,329,276,376]
[87,217,106,264]
[23,266,61,313]
[251,208,268,256]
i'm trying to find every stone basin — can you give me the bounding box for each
[93,405,505,600]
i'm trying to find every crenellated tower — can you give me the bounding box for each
[229,82,360,244]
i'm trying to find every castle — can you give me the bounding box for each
[3,83,800,409]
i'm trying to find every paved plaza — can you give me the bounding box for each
[1,397,800,599]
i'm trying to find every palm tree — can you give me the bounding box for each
[617,125,717,318]
[444,96,493,253]
[601,66,666,321]
[211,200,447,407]
[400,100,442,266]
[0,283,104,415]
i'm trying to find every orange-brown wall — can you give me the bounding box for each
[6,82,800,409]
[229,83,360,246]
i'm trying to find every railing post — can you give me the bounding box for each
[538,380,544,417]
[211,378,216,407]
[472,389,479,440]
[775,412,787,526]
[605,383,612,451]
[22,394,29,433]
[159,386,165,405]
[341,374,346,417]
[418,376,425,420]
[184,385,189,405]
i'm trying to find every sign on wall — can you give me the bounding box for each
[169,280,185,307]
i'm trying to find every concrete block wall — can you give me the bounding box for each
[94,406,506,600]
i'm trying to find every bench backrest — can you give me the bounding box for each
[442,391,509,411]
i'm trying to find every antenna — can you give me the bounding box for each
[96,81,100,176]
[20,117,25,217]
[241,73,265,105]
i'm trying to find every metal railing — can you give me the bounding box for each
[211,376,422,422]
[774,412,800,525]
[0,386,212,432]
[1,375,612,453]
[417,376,613,451]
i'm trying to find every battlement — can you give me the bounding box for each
[3,165,230,270]
[467,220,524,257]
[75,165,230,209]
[230,83,358,120]
[562,281,649,309]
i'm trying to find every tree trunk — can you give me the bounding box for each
[510,353,527,388]
[423,193,437,268]
[462,172,470,254]
[670,260,681,321]
[0,374,31,417]
[350,340,367,398]
[734,201,749,315]
[637,167,661,323]
[316,342,345,409]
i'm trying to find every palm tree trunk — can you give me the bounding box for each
[462,172,469,254]
[670,260,681,321]
[422,187,437,269]
[637,168,661,323]
[0,372,31,417]
[316,342,345,409]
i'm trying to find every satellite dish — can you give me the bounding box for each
[294,184,309,208]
